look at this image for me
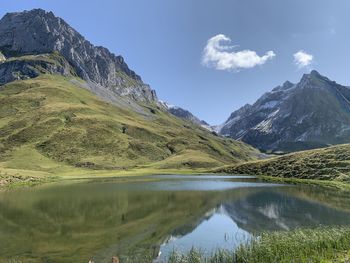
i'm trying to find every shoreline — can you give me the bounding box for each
[2,165,350,193]
[0,167,209,189]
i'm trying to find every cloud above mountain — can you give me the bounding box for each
[293,50,313,68]
[202,34,276,71]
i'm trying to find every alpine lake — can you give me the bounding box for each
[1,175,350,263]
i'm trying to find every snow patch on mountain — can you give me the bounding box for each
[260,100,279,109]
[218,70,350,152]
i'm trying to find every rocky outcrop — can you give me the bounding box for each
[219,70,350,152]
[0,9,157,103]
[0,53,74,85]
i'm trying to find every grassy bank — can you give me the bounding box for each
[0,164,207,188]
[167,227,350,263]
[214,143,350,182]
[260,175,350,191]
[0,170,57,188]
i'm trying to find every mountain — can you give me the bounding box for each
[161,101,212,130]
[218,70,350,152]
[0,9,259,180]
[0,9,157,104]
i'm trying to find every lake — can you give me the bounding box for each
[1,175,350,263]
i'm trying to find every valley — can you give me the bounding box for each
[0,73,257,186]
[0,6,350,263]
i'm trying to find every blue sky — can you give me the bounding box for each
[1,1,350,124]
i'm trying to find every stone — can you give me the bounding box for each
[0,9,158,103]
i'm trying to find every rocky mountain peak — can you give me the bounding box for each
[160,100,212,130]
[310,69,321,76]
[282,80,294,89]
[298,70,333,90]
[219,71,350,152]
[272,80,295,92]
[0,9,158,103]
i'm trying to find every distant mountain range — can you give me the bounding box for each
[160,101,212,130]
[217,70,350,152]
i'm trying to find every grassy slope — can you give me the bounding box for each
[168,227,350,263]
[214,143,350,182]
[0,74,258,183]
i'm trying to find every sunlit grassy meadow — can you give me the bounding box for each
[0,68,258,186]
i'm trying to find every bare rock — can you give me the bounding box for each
[0,9,158,103]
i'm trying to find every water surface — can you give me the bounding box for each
[1,174,350,262]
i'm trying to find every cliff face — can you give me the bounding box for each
[0,9,157,103]
[219,71,350,152]
[0,53,75,85]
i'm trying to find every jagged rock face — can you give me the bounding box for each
[219,70,350,152]
[0,9,157,103]
[0,53,74,85]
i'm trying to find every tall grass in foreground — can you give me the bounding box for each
[168,227,350,263]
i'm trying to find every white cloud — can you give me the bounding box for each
[202,34,276,71]
[293,50,313,68]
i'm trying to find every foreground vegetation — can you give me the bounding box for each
[214,144,350,182]
[167,227,350,263]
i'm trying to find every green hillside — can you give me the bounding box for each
[0,60,258,183]
[214,144,350,182]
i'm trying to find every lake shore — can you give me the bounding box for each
[260,175,350,191]
[0,166,209,188]
[2,164,350,192]
[167,226,350,263]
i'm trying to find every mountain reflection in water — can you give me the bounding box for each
[1,175,350,263]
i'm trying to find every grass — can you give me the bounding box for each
[0,71,258,187]
[260,176,350,191]
[214,144,350,183]
[167,227,350,263]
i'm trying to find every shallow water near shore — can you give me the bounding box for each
[1,174,350,262]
